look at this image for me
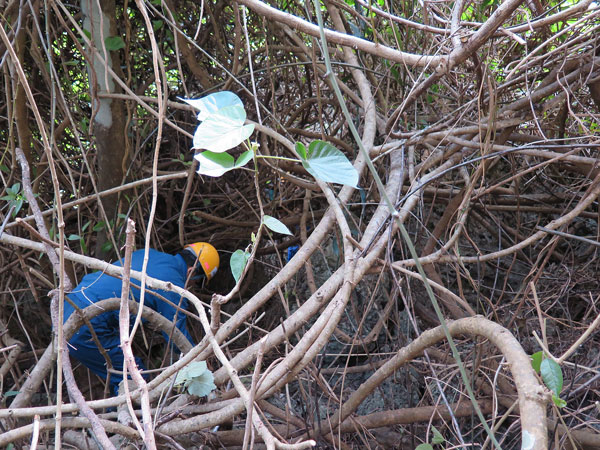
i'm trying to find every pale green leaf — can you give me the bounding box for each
[263,215,292,235]
[230,249,250,282]
[415,445,434,450]
[182,91,244,121]
[186,361,208,378]
[431,426,444,444]
[300,140,358,187]
[187,374,216,397]
[174,367,190,386]
[193,106,254,152]
[541,358,563,395]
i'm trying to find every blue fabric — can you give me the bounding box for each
[65,249,194,393]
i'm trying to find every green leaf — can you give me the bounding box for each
[0,164,9,173]
[299,140,358,187]
[552,394,567,408]
[187,375,216,397]
[67,234,81,241]
[415,445,434,450]
[152,20,163,31]
[174,366,190,386]
[531,351,543,373]
[295,141,307,159]
[3,390,20,397]
[13,197,23,216]
[182,91,244,122]
[236,149,254,167]
[541,358,563,395]
[104,36,125,51]
[187,361,209,378]
[192,105,254,152]
[230,249,250,283]
[195,149,253,177]
[431,426,444,444]
[263,215,292,235]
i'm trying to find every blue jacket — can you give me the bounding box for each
[65,249,194,393]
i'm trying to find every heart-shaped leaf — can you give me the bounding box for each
[230,249,250,282]
[193,105,254,153]
[195,149,254,177]
[263,215,292,235]
[299,140,358,187]
[182,91,244,121]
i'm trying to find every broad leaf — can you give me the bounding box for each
[263,215,292,235]
[187,361,209,378]
[104,36,125,51]
[193,105,254,153]
[187,375,216,397]
[541,358,563,395]
[195,149,254,177]
[174,361,216,398]
[299,140,358,187]
[182,91,244,121]
[415,445,434,450]
[230,249,250,283]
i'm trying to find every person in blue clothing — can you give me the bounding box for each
[65,242,219,394]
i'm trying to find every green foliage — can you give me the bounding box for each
[531,352,566,408]
[262,215,292,235]
[182,91,255,176]
[415,445,434,450]
[104,36,125,51]
[1,183,25,217]
[174,361,216,397]
[431,426,444,444]
[530,351,543,372]
[296,140,359,187]
[194,149,253,177]
[230,249,250,282]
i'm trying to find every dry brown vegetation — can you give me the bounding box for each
[1,0,600,448]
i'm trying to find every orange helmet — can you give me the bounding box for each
[184,242,220,280]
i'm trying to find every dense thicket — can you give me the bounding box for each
[1,0,599,448]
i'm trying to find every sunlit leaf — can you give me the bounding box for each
[552,394,567,408]
[299,140,358,187]
[195,149,253,177]
[195,151,235,177]
[263,215,292,235]
[230,249,250,283]
[182,91,244,121]
[541,358,563,396]
[193,105,254,153]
